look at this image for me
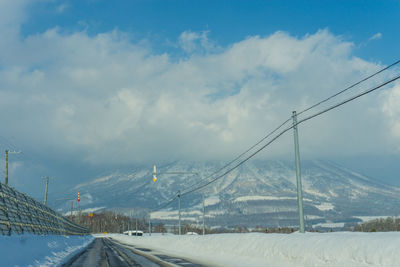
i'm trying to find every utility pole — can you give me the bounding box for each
[42,176,52,205]
[151,166,199,236]
[135,217,138,232]
[202,193,205,235]
[149,218,151,236]
[178,190,181,235]
[70,201,74,220]
[5,150,8,186]
[148,213,152,236]
[4,150,21,186]
[292,111,305,233]
[77,204,81,224]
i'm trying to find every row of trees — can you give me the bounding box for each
[66,210,167,233]
[353,217,400,232]
[69,211,400,234]
[66,210,282,234]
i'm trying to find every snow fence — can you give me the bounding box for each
[0,182,89,236]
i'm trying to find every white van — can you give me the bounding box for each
[185,231,199,235]
[123,230,144,236]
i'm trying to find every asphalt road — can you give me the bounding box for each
[62,238,206,267]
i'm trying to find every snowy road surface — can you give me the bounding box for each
[2,232,400,266]
[62,237,205,267]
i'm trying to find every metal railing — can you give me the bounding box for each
[0,182,89,236]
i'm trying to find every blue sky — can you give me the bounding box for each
[1,0,400,197]
[22,0,399,63]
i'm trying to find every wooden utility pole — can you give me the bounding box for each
[5,150,21,186]
[70,201,74,220]
[43,176,53,205]
[5,150,8,186]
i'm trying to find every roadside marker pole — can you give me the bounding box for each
[292,111,305,233]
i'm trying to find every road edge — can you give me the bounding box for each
[108,237,179,267]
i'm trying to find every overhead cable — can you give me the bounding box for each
[150,195,178,212]
[297,59,400,116]
[297,74,400,124]
[181,117,292,193]
[181,58,400,194]
[181,74,400,196]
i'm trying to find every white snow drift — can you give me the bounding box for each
[1,232,399,266]
[0,234,94,267]
[108,232,400,267]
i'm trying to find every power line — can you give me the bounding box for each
[179,59,400,194]
[297,58,400,116]
[157,172,199,175]
[181,117,293,193]
[150,64,400,209]
[181,74,400,196]
[297,74,400,125]
[150,195,178,212]
[182,123,293,196]
[96,65,400,214]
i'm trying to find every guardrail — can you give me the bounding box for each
[0,182,89,236]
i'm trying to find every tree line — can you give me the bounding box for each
[68,210,400,234]
[353,217,400,232]
[67,210,167,233]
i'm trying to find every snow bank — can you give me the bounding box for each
[0,234,94,266]
[109,232,400,267]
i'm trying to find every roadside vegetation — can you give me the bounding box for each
[353,217,400,232]
[68,210,400,234]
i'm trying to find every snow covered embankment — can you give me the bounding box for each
[0,234,94,266]
[109,232,399,267]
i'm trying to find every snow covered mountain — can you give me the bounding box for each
[55,160,400,229]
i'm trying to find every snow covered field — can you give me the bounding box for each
[0,234,94,267]
[107,232,400,267]
[1,232,399,266]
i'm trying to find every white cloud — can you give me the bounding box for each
[0,0,29,38]
[381,83,400,150]
[0,1,399,166]
[369,32,382,41]
[178,30,213,53]
[57,3,69,13]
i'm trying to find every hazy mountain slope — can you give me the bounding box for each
[55,160,400,228]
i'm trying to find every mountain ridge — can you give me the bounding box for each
[53,159,400,229]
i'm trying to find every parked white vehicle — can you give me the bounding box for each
[123,230,143,236]
[185,231,199,235]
